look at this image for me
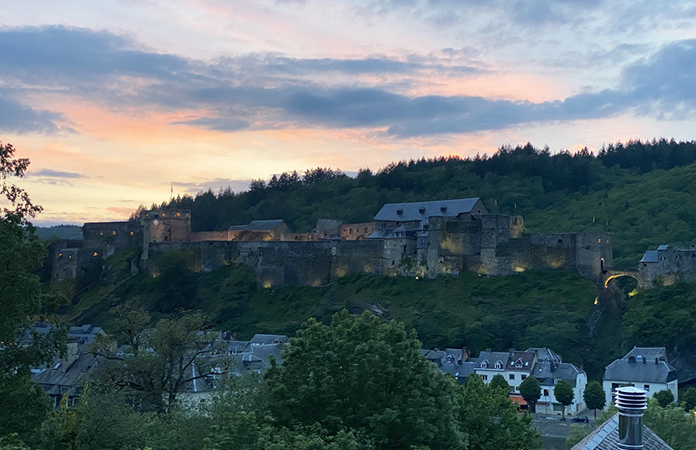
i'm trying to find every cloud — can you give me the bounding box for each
[2,25,695,138]
[0,92,70,134]
[173,178,254,195]
[32,169,84,178]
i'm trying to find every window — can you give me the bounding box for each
[480,360,489,369]
[482,375,488,381]
[509,374,515,380]
[440,206,447,213]
[543,389,549,396]
[419,207,425,214]
[644,384,650,392]
[521,375,527,380]
[494,360,503,369]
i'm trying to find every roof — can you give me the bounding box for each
[477,350,510,369]
[526,347,563,364]
[657,244,670,251]
[32,353,101,391]
[625,347,667,362]
[374,198,483,222]
[249,334,289,345]
[641,250,659,263]
[229,220,287,231]
[571,413,673,450]
[604,359,677,384]
[534,361,583,387]
[507,351,535,372]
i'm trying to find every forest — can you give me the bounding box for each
[160,139,696,269]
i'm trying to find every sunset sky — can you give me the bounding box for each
[1,0,695,225]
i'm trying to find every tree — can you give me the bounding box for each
[265,310,467,450]
[554,380,574,420]
[459,374,542,450]
[91,309,216,412]
[0,142,64,442]
[489,374,511,393]
[583,381,606,419]
[654,389,675,408]
[680,387,696,412]
[644,399,696,450]
[519,376,541,413]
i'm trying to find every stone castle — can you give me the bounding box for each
[52,198,614,286]
[639,244,696,288]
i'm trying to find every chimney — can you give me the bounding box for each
[616,386,647,450]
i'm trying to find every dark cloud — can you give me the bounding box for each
[1,26,695,138]
[0,92,70,134]
[32,169,85,179]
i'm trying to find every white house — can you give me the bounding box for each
[603,347,678,408]
[471,347,587,415]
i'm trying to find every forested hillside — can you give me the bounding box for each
[160,139,696,269]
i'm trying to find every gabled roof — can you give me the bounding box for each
[508,351,535,372]
[477,350,510,369]
[640,250,659,263]
[374,198,483,222]
[604,359,677,384]
[625,347,667,362]
[571,413,673,450]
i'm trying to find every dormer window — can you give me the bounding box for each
[480,360,489,368]
[515,359,523,369]
[440,206,447,213]
[397,209,403,216]
[419,207,425,214]
[494,360,503,369]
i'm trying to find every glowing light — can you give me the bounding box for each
[594,297,598,305]
[628,289,639,297]
[262,281,272,288]
[514,266,526,273]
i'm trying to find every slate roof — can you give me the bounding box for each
[534,361,583,387]
[657,244,670,251]
[640,250,659,263]
[249,334,289,345]
[32,353,102,395]
[477,350,510,369]
[626,347,667,362]
[604,360,677,384]
[571,413,673,450]
[507,351,535,372]
[374,198,483,222]
[229,220,286,231]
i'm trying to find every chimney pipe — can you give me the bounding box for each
[616,387,647,450]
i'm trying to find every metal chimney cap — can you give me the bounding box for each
[616,387,647,411]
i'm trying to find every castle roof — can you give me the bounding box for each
[640,250,659,263]
[229,219,287,231]
[374,198,484,222]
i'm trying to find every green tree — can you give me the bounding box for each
[644,399,696,450]
[459,374,541,450]
[489,374,511,393]
[265,310,467,450]
[91,310,215,411]
[654,389,675,408]
[554,380,574,420]
[0,142,64,442]
[583,381,606,420]
[680,387,696,412]
[519,376,541,413]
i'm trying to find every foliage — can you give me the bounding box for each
[160,139,696,269]
[0,143,64,442]
[680,387,696,412]
[459,374,541,450]
[654,389,675,407]
[554,380,574,420]
[91,308,216,412]
[644,399,696,450]
[265,310,467,450]
[583,381,606,419]
[519,376,541,412]
[565,425,591,449]
[489,374,511,393]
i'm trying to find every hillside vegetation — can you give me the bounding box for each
[159,139,696,269]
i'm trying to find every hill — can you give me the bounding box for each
[158,139,696,269]
[34,225,82,240]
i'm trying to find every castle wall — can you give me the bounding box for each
[339,222,376,240]
[52,244,102,280]
[83,221,141,257]
[639,246,696,288]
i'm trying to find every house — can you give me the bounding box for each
[369,197,487,242]
[422,348,476,384]
[529,347,587,415]
[603,347,678,407]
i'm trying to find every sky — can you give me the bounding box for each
[1,0,695,225]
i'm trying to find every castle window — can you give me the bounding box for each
[440,206,447,213]
[162,213,167,217]
[419,207,425,214]
[364,227,368,233]
[58,253,63,258]
[397,209,403,216]
[112,231,117,235]
[93,252,98,257]
[130,231,134,236]
[478,209,481,214]
[557,239,563,244]
[175,212,181,218]
[99,232,103,236]
[598,239,601,243]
